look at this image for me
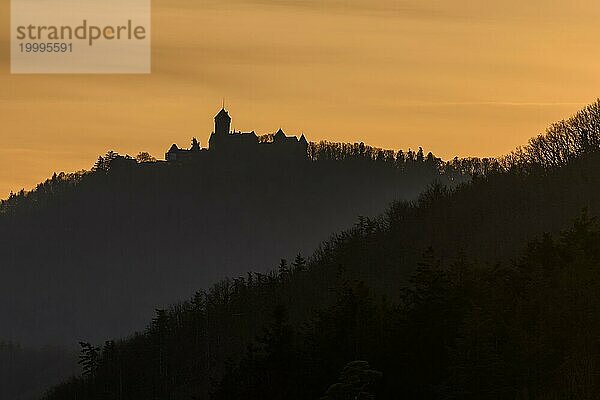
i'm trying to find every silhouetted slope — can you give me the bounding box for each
[0,146,451,347]
[210,214,600,400]
[40,100,600,399]
[41,147,600,399]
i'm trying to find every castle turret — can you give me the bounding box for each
[215,108,231,136]
[166,144,179,161]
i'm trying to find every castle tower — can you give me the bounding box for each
[214,108,231,136]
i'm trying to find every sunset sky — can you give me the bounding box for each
[1,0,599,197]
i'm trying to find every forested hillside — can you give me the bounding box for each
[0,139,463,399]
[0,141,453,348]
[42,101,600,399]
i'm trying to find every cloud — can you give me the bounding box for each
[162,0,447,19]
[235,0,445,18]
[389,101,590,108]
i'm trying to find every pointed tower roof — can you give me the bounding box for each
[215,108,231,122]
[299,133,308,144]
[274,128,286,138]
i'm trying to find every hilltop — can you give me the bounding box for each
[0,108,459,349]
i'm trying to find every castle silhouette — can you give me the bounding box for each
[165,108,308,162]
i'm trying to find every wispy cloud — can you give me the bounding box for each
[391,101,590,107]
[164,0,448,19]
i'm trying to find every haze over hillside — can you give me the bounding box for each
[0,109,457,348]
[40,101,600,400]
[5,102,600,399]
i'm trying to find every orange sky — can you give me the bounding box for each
[1,0,599,197]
